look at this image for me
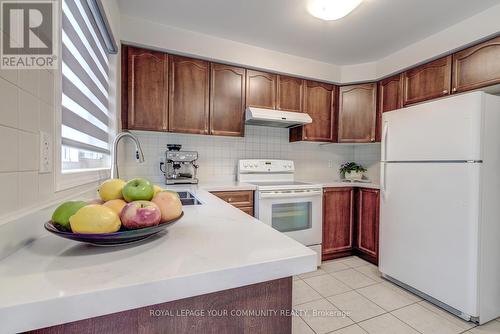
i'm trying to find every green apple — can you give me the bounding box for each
[122,178,154,202]
[51,201,88,231]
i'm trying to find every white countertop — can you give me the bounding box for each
[308,180,380,190]
[0,186,315,333]
[194,180,379,192]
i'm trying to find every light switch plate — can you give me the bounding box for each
[39,131,52,173]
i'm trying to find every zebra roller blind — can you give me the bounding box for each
[61,0,111,171]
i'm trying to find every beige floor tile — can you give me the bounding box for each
[418,301,476,331]
[381,281,422,302]
[354,264,384,283]
[468,320,500,333]
[299,268,328,279]
[293,279,323,306]
[331,324,368,334]
[297,298,354,334]
[303,274,352,297]
[356,283,416,311]
[328,290,386,322]
[321,260,351,273]
[358,313,419,334]
[331,269,377,289]
[340,256,371,268]
[292,315,315,334]
[392,303,465,334]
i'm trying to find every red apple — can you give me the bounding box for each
[120,201,161,229]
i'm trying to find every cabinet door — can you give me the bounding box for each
[452,36,500,93]
[378,74,403,113]
[322,188,354,260]
[210,64,246,137]
[356,188,380,264]
[126,46,168,131]
[169,55,210,134]
[277,75,304,112]
[338,83,377,143]
[246,70,277,109]
[293,81,336,142]
[403,56,452,106]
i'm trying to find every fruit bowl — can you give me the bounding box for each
[45,212,183,246]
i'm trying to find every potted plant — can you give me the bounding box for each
[339,162,367,181]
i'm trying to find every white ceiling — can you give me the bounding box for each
[117,0,500,65]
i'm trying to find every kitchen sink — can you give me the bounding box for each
[175,191,202,206]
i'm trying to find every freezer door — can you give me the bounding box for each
[379,162,481,317]
[381,92,484,162]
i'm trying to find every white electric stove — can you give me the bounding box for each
[238,160,322,265]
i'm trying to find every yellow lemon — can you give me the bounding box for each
[98,179,126,201]
[70,205,121,234]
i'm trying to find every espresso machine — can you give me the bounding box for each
[160,144,199,185]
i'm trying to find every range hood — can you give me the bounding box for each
[245,107,312,128]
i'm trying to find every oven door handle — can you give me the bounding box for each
[259,189,323,199]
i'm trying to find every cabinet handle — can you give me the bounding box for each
[443,90,448,94]
[452,87,457,93]
[227,198,232,202]
[371,138,375,142]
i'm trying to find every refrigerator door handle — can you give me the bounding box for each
[381,162,387,200]
[381,121,389,162]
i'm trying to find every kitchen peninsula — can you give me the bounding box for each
[0,187,316,333]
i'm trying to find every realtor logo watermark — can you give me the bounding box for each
[1,0,58,69]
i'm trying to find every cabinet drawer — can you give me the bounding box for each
[238,206,254,216]
[211,191,254,207]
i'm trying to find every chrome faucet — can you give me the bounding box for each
[111,131,145,179]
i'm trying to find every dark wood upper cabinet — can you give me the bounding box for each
[403,56,452,106]
[290,81,336,142]
[210,64,246,137]
[277,75,304,112]
[338,83,377,143]
[356,188,380,265]
[126,46,168,131]
[378,74,403,113]
[168,55,210,134]
[246,70,277,109]
[322,187,354,260]
[452,36,500,94]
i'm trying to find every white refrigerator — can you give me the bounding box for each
[379,91,500,324]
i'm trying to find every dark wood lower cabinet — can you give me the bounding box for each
[322,187,354,261]
[356,188,380,265]
[322,187,380,264]
[29,278,292,334]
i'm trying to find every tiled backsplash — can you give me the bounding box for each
[354,144,381,182]
[120,126,381,184]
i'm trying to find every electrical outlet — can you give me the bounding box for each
[39,131,52,173]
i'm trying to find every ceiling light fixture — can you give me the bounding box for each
[307,0,364,21]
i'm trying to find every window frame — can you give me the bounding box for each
[55,0,116,191]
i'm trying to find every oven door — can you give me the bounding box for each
[256,189,322,246]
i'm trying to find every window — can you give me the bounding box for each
[61,0,111,172]
[59,0,117,187]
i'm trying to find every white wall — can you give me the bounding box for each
[121,3,500,84]
[119,126,357,184]
[120,15,342,83]
[375,2,500,79]
[0,0,122,223]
